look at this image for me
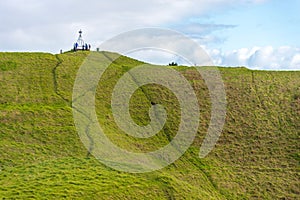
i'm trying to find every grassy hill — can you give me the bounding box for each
[0,51,299,199]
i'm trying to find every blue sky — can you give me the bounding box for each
[209,0,300,50]
[0,0,299,70]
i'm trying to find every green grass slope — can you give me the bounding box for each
[0,51,299,199]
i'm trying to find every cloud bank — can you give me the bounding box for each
[0,0,268,52]
[1,0,299,70]
[208,46,300,70]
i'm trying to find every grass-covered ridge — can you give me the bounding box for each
[0,51,299,199]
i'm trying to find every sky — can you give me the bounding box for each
[0,0,299,70]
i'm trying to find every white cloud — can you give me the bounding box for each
[0,0,267,52]
[290,54,300,69]
[208,46,300,70]
[128,45,300,70]
[2,0,298,70]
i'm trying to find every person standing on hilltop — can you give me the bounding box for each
[75,42,78,51]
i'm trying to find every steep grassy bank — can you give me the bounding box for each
[0,52,299,199]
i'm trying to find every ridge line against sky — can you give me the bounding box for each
[0,0,299,70]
